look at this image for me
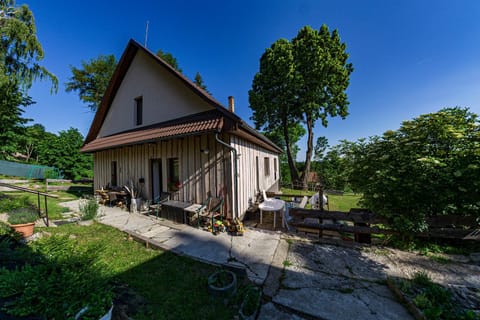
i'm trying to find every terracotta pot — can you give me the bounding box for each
[11,222,35,238]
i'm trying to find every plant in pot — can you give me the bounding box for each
[207,269,237,299]
[239,285,261,319]
[7,207,38,238]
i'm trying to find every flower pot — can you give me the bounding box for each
[239,287,261,319]
[10,222,35,238]
[130,198,141,213]
[207,270,237,298]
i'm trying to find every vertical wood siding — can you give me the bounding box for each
[229,135,280,219]
[93,133,232,216]
[92,133,279,219]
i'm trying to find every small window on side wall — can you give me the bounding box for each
[167,158,180,191]
[135,96,143,126]
[264,157,270,177]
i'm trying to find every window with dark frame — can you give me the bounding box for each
[264,157,270,177]
[135,96,143,126]
[167,158,180,191]
[274,158,277,180]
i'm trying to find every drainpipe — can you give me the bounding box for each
[215,132,238,219]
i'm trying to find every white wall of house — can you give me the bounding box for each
[98,50,213,138]
[229,135,280,219]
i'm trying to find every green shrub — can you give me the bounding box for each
[0,221,13,235]
[348,108,480,233]
[0,195,31,212]
[7,207,38,225]
[0,235,112,319]
[79,198,99,221]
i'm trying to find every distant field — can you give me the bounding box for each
[280,188,361,212]
[327,193,362,212]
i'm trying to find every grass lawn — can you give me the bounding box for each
[2,191,78,220]
[280,188,361,212]
[327,193,362,212]
[1,223,239,319]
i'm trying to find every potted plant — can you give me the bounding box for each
[239,285,261,319]
[124,180,141,213]
[207,269,237,298]
[7,208,38,238]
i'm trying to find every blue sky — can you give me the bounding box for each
[25,0,480,160]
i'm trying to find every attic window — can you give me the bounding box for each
[135,96,143,126]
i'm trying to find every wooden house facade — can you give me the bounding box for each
[81,39,281,219]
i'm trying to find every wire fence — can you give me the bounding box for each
[0,160,62,179]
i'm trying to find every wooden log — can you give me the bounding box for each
[290,221,395,235]
[426,215,478,228]
[416,228,473,239]
[289,208,388,224]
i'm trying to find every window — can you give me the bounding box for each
[167,158,180,191]
[111,161,117,187]
[135,96,143,126]
[274,158,277,180]
[264,157,270,177]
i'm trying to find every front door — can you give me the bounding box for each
[151,159,162,200]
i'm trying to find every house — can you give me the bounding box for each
[81,39,282,219]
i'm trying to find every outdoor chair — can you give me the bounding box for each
[191,195,211,228]
[198,196,224,230]
[150,192,170,217]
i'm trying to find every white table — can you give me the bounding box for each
[258,199,285,229]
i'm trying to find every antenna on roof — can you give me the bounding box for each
[144,20,149,48]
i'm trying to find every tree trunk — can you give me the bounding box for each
[301,114,314,190]
[283,118,300,186]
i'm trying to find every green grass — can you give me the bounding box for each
[279,188,361,212]
[1,191,82,220]
[38,223,238,319]
[327,193,361,212]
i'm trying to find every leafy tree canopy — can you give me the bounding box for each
[249,25,353,189]
[156,49,182,72]
[37,128,93,180]
[0,1,56,159]
[0,0,58,90]
[348,107,480,233]
[65,54,117,112]
[193,71,210,94]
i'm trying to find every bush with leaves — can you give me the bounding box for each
[79,198,99,221]
[0,235,112,319]
[348,107,480,233]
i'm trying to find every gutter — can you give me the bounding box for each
[215,132,238,219]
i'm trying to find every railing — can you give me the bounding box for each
[0,182,58,227]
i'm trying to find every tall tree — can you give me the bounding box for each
[313,136,329,161]
[65,54,117,112]
[250,25,353,189]
[37,128,93,180]
[0,0,57,159]
[193,71,210,94]
[249,38,303,184]
[19,123,46,162]
[0,0,58,90]
[156,49,182,72]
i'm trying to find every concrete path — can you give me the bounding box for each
[60,200,479,319]
[61,201,280,284]
[259,241,413,320]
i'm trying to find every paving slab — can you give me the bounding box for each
[274,241,413,320]
[93,205,280,284]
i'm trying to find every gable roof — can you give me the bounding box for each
[82,39,282,154]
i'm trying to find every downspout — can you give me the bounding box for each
[215,131,238,219]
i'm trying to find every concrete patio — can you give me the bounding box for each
[61,200,281,284]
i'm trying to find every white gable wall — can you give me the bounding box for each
[99,50,213,138]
